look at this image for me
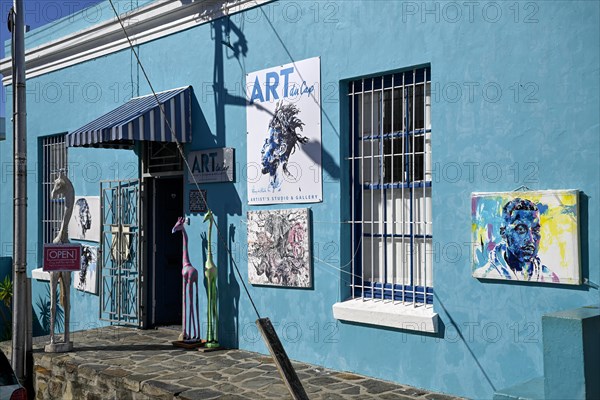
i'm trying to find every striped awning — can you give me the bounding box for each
[67,86,192,148]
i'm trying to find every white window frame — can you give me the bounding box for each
[333,67,438,332]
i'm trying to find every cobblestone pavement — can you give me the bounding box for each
[2,326,463,400]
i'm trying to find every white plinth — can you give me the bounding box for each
[45,341,73,353]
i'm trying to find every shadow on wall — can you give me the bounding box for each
[194,7,346,347]
[192,16,248,349]
[580,192,590,287]
[34,284,64,337]
[225,223,241,348]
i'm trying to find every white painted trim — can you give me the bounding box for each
[332,298,439,333]
[1,0,273,86]
[31,267,51,281]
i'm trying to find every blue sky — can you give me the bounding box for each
[0,0,104,118]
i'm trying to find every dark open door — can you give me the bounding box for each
[148,176,183,326]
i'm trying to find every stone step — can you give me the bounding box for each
[493,377,545,400]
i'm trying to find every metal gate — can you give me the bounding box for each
[99,179,142,326]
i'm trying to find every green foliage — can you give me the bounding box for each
[0,275,12,308]
[0,275,13,340]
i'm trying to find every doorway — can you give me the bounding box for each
[147,176,183,327]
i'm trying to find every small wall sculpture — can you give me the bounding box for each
[471,190,581,285]
[247,208,311,288]
[172,217,201,342]
[46,171,75,352]
[203,210,219,348]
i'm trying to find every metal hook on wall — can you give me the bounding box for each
[512,185,531,192]
[583,278,599,290]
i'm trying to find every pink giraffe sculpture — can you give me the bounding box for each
[172,217,201,341]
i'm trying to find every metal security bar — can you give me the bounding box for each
[144,141,183,175]
[348,67,432,306]
[41,135,67,245]
[99,179,141,326]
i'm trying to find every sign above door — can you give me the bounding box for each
[187,147,235,184]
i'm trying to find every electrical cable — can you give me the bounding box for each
[107,0,261,320]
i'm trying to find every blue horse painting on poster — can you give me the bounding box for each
[260,102,308,191]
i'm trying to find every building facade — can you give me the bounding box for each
[1,1,599,398]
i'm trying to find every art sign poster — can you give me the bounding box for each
[246,57,322,205]
[247,208,312,288]
[471,190,581,285]
[74,245,98,294]
[68,196,101,242]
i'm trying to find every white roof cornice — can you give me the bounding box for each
[1,0,272,86]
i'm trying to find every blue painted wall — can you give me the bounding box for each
[542,307,600,399]
[0,1,598,398]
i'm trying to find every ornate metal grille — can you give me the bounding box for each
[100,179,141,325]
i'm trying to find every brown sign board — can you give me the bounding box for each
[256,317,308,400]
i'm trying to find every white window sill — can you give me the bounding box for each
[332,298,438,333]
[31,267,51,281]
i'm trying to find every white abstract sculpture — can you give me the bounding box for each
[45,171,74,352]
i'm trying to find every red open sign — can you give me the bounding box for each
[43,244,82,272]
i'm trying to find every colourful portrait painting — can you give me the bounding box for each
[471,190,580,285]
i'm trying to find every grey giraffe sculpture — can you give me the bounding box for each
[46,171,74,352]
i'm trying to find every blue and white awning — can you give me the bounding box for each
[67,86,192,147]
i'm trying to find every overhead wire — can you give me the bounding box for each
[106,0,262,319]
[106,0,378,313]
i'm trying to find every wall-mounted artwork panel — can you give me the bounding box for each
[472,190,580,285]
[247,208,311,288]
[74,245,98,294]
[246,57,322,205]
[68,196,101,242]
[189,189,208,214]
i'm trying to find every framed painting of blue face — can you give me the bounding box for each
[471,190,581,285]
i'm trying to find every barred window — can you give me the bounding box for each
[41,135,67,245]
[348,66,432,305]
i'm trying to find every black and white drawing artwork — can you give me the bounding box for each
[74,245,98,294]
[247,208,311,288]
[68,196,100,242]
